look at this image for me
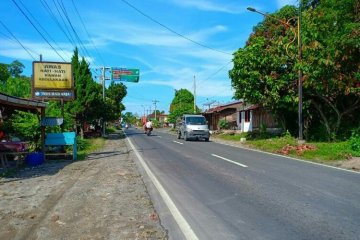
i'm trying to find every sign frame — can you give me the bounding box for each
[111,68,140,82]
[32,61,74,101]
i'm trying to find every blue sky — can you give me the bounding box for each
[0,0,297,116]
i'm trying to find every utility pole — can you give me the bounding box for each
[101,67,111,136]
[141,105,146,123]
[298,0,304,143]
[153,100,159,120]
[193,75,196,114]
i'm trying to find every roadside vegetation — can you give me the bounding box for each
[215,130,360,162]
[76,137,106,160]
[0,48,127,153]
[208,0,360,165]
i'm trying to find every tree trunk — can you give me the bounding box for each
[80,125,84,139]
[311,100,332,141]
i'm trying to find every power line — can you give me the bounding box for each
[39,0,77,49]
[120,0,232,56]
[197,61,232,86]
[17,0,71,59]
[0,19,37,60]
[11,0,66,61]
[0,29,40,56]
[56,0,93,62]
[71,0,107,66]
[49,0,78,48]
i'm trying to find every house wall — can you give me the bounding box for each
[252,109,278,130]
[240,111,252,132]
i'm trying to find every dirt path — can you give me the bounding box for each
[0,134,167,240]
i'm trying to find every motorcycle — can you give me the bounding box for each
[144,127,153,136]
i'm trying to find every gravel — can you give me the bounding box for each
[0,133,168,240]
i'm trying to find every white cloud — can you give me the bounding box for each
[169,0,246,14]
[0,39,75,62]
[94,21,228,51]
[138,60,233,98]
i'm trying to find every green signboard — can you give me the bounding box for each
[111,68,139,82]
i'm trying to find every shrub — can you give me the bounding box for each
[349,128,360,155]
[76,137,91,151]
[218,119,230,130]
[152,119,161,128]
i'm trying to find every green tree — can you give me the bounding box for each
[230,0,360,141]
[230,6,299,133]
[0,75,31,98]
[104,81,127,121]
[168,89,198,123]
[301,0,360,140]
[0,63,10,82]
[65,48,105,138]
[122,112,137,125]
[8,60,25,77]
[6,111,41,150]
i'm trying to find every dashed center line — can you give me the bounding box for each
[173,141,184,145]
[211,154,248,168]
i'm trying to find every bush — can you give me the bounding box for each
[349,128,360,155]
[76,137,91,151]
[218,119,230,130]
[152,119,161,128]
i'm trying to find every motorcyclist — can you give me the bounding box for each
[144,119,153,133]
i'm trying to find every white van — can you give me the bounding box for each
[177,114,210,141]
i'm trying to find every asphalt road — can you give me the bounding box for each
[125,127,360,240]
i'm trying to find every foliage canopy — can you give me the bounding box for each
[229,0,360,141]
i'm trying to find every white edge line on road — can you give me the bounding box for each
[173,141,184,145]
[211,154,248,168]
[216,141,359,174]
[126,137,199,240]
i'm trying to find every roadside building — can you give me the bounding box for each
[203,101,279,133]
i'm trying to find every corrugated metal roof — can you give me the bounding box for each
[41,117,63,126]
[0,92,47,108]
[204,100,243,114]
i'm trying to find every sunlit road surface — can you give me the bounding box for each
[126,128,360,240]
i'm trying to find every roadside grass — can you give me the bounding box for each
[216,133,355,162]
[77,137,106,160]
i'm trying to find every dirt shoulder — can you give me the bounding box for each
[0,133,167,240]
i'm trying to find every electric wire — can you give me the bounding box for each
[196,61,232,86]
[71,0,107,66]
[39,0,77,48]
[0,30,40,56]
[50,0,78,48]
[120,0,232,56]
[11,0,66,61]
[56,0,93,62]
[0,30,13,41]
[17,0,71,59]
[0,19,37,60]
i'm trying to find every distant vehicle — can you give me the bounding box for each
[177,114,210,141]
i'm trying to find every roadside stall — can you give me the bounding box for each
[0,92,47,168]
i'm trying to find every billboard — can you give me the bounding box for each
[32,61,74,100]
[111,68,139,82]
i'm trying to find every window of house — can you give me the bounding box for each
[239,112,242,122]
[245,110,251,122]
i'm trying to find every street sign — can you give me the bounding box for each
[111,68,139,82]
[32,61,74,100]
